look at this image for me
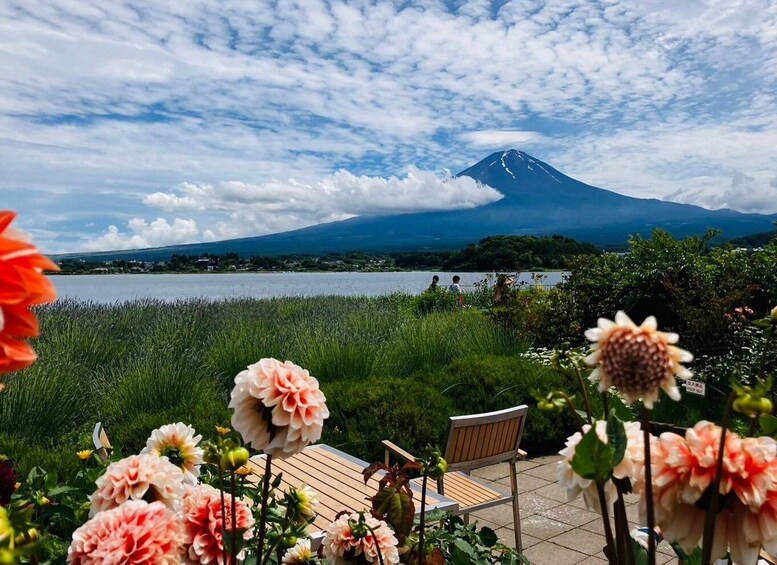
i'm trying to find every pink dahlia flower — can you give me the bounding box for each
[183,484,254,565]
[89,454,185,517]
[229,358,329,458]
[68,500,185,564]
[322,513,399,565]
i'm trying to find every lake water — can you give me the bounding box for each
[51,271,565,304]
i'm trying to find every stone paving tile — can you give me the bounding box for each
[524,461,563,482]
[498,473,551,493]
[540,504,602,528]
[550,528,607,556]
[576,557,608,565]
[494,529,541,550]
[472,464,510,481]
[522,541,588,565]
[518,514,575,540]
[533,481,570,503]
[518,492,564,517]
[473,458,684,564]
[471,503,514,527]
[517,459,544,473]
[530,454,564,465]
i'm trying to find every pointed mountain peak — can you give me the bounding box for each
[458,149,565,194]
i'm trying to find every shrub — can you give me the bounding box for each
[414,287,458,315]
[321,378,454,463]
[424,354,576,454]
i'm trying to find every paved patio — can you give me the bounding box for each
[468,454,678,565]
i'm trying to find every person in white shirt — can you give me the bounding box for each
[448,275,464,306]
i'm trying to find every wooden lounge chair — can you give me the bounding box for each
[383,405,529,551]
[92,422,113,462]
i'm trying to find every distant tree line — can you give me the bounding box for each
[54,235,601,274]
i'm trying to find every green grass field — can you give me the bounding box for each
[0,295,574,476]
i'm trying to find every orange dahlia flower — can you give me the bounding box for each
[0,211,58,374]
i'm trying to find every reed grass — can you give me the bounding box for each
[2,294,540,475]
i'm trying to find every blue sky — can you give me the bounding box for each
[1,0,776,252]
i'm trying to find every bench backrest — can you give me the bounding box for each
[443,405,528,471]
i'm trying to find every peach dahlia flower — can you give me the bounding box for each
[0,211,59,375]
[183,484,254,565]
[142,422,204,485]
[230,358,329,458]
[68,500,185,565]
[322,513,400,565]
[89,454,185,517]
[585,311,692,408]
[646,422,777,563]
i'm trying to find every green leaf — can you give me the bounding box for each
[373,487,414,536]
[221,528,247,556]
[630,539,650,565]
[670,542,703,565]
[760,414,777,437]
[606,411,628,467]
[478,526,498,547]
[609,393,635,422]
[571,428,615,482]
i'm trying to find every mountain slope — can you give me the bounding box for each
[65,150,777,260]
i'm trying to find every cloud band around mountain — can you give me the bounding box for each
[82,168,503,251]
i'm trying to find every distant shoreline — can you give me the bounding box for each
[48,267,561,276]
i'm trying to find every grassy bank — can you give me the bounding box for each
[1,295,573,476]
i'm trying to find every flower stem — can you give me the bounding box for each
[594,481,616,563]
[601,392,610,420]
[230,471,237,565]
[559,392,586,432]
[701,392,736,565]
[256,454,273,565]
[573,365,594,425]
[641,408,656,565]
[418,472,428,565]
[614,486,636,565]
[365,523,386,565]
[261,504,292,565]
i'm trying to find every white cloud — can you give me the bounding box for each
[81,167,502,251]
[81,218,200,251]
[459,130,544,148]
[0,0,776,251]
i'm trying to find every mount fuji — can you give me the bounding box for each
[73,150,777,260]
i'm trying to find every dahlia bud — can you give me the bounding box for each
[221,447,250,471]
[285,486,318,525]
[14,527,39,547]
[734,395,773,418]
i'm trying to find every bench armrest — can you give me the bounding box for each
[518,449,528,460]
[382,440,416,464]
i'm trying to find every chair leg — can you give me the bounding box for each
[509,459,522,552]
[463,513,470,525]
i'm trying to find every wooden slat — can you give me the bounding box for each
[424,472,503,509]
[246,446,455,535]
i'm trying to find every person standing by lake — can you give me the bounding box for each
[449,275,464,307]
[429,275,440,290]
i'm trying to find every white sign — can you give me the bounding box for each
[685,380,706,396]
